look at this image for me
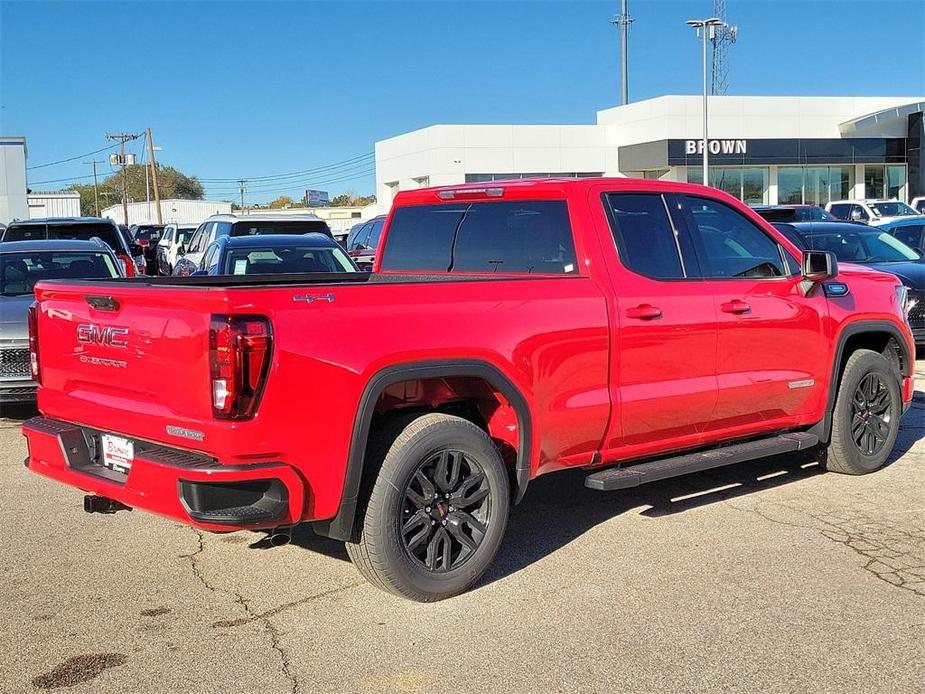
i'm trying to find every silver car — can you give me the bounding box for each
[0,239,123,402]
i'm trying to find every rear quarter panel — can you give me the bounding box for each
[215,277,610,519]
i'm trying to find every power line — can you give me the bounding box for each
[196,152,374,182]
[208,167,376,201]
[203,159,376,193]
[27,143,119,170]
[30,172,99,185]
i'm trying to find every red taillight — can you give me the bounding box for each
[28,303,41,384]
[209,315,272,420]
[117,253,136,277]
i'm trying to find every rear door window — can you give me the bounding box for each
[605,193,690,279]
[827,203,851,220]
[365,220,385,250]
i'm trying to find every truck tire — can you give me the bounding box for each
[823,349,901,475]
[346,413,510,601]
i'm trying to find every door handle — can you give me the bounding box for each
[625,304,662,320]
[720,299,751,314]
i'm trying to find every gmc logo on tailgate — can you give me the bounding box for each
[77,323,129,348]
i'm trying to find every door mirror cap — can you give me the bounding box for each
[802,250,838,282]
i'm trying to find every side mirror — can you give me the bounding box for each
[802,250,838,282]
[177,245,186,256]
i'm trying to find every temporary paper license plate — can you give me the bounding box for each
[101,434,134,473]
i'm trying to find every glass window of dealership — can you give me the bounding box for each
[618,130,921,205]
[684,163,907,205]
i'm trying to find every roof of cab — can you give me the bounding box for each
[7,216,116,226]
[205,213,325,223]
[0,238,114,253]
[392,176,720,206]
[217,232,339,249]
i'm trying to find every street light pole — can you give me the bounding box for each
[686,17,725,186]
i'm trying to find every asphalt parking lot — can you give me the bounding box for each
[1,361,923,694]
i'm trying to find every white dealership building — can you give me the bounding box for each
[374,95,925,210]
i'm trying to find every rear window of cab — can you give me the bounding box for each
[379,200,577,274]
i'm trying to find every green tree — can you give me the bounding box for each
[68,164,204,215]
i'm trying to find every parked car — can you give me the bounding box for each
[192,233,360,276]
[750,204,838,223]
[825,199,924,226]
[911,197,925,214]
[130,224,165,275]
[773,221,924,347]
[1,217,140,277]
[22,178,916,601]
[173,213,333,276]
[156,223,198,275]
[118,225,146,275]
[344,215,386,271]
[1,239,122,402]
[879,216,925,254]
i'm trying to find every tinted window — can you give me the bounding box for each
[202,244,219,271]
[231,220,331,237]
[366,220,385,250]
[189,225,211,254]
[451,201,576,273]
[682,196,785,279]
[381,201,577,274]
[347,222,373,252]
[827,204,851,220]
[134,226,164,242]
[3,222,122,252]
[1,251,118,296]
[606,193,684,279]
[163,228,174,243]
[379,205,465,271]
[893,225,924,249]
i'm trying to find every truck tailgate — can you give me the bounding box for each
[33,281,214,445]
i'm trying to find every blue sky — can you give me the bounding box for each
[2,0,923,204]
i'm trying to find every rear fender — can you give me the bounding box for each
[313,360,533,541]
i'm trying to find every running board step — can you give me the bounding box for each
[584,432,819,491]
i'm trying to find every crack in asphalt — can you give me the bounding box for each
[731,500,925,597]
[211,581,363,629]
[181,529,301,694]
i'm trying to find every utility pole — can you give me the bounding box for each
[147,128,163,224]
[686,18,726,185]
[83,159,103,216]
[238,179,247,210]
[106,132,141,225]
[611,0,634,105]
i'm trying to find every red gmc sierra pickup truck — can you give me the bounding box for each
[23,178,917,601]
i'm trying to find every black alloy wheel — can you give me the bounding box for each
[850,372,893,457]
[400,449,491,573]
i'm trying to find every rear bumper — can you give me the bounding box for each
[22,417,306,532]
